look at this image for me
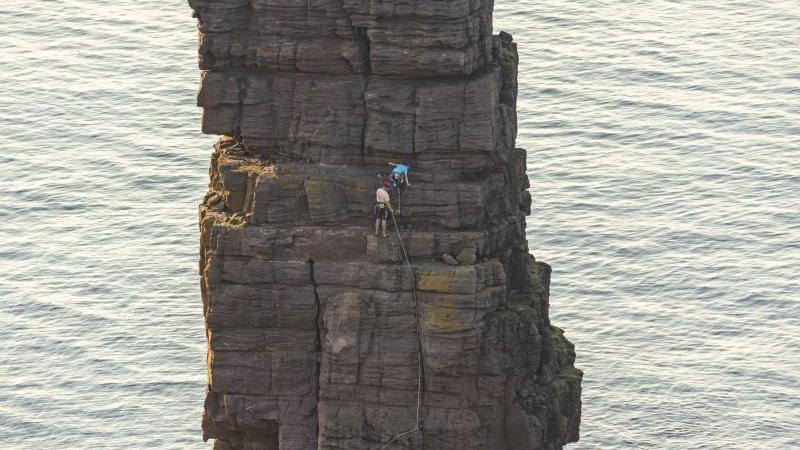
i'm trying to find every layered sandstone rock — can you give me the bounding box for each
[189,0,494,76]
[192,1,581,449]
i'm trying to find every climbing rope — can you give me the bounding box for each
[380,212,424,449]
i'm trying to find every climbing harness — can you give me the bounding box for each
[378,168,408,217]
[380,213,425,449]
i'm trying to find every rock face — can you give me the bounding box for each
[192,1,582,449]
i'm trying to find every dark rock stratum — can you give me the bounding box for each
[191,1,582,448]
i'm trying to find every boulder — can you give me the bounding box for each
[456,246,478,265]
[441,253,459,266]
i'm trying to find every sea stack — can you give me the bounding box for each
[191,1,582,449]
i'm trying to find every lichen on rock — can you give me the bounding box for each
[192,1,581,449]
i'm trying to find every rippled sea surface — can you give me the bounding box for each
[1,1,798,449]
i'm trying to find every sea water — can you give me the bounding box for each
[1,1,798,448]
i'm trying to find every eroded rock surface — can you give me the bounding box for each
[188,0,494,76]
[192,1,581,448]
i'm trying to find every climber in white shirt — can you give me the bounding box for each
[374,180,393,237]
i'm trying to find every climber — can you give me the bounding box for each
[374,180,394,237]
[388,160,412,191]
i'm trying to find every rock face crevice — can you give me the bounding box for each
[193,1,582,449]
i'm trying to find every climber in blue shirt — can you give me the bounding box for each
[388,160,412,190]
